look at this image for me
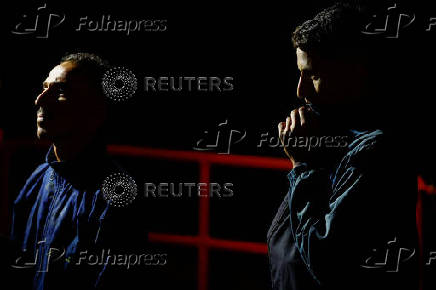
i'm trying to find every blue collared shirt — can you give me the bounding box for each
[10,143,127,290]
[267,129,418,290]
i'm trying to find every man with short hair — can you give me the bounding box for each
[267,3,418,290]
[10,53,141,290]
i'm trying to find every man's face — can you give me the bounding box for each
[295,48,367,107]
[35,61,106,141]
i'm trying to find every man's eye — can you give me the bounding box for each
[56,84,66,94]
[311,75,320,81]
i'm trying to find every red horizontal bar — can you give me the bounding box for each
[418,176,436,195]
[107,145,292,170]
[148,233,268,255]
[0,140,291,170]
[207,237,268,254]
[3,139,434,194]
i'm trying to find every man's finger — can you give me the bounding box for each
[298,106,307,127]
[290,109,300,132]
[278,122,292,160]
[278,122,285,138]
[284,117,291,135]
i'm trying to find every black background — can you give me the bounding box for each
[1,0,436,289]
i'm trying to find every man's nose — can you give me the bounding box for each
[35,88,51,106]
[296,76,314,101]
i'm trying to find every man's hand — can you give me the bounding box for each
[278,106,320,167]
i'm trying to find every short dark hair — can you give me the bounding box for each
[292,3,371,59]
[60,52,109,92]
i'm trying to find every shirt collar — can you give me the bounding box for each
[45,139,108,181]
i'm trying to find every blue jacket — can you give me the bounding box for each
[10,143,140,290]
[267,129,418,290]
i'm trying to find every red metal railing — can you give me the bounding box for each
[0,129,433,290]
[107,145,291,290]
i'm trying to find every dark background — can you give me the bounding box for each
[0,0,435,164]
[1,0,435,289]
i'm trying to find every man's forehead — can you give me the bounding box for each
[44,62,76,84]
[296,48,314,71]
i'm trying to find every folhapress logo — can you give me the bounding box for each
[11,3,167,39]
[76,16,167,34]
[11,3,65,39]
[361,3,436,38]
